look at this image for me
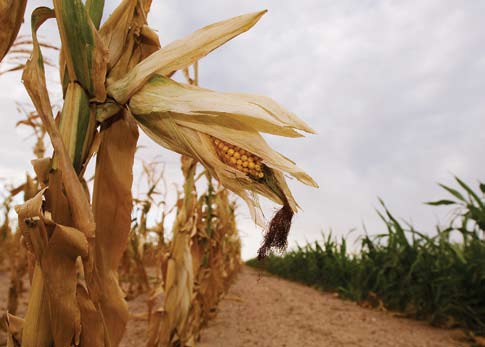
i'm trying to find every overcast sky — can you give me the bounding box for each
[1,1,484,259]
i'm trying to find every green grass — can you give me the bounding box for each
[247,177,485,335]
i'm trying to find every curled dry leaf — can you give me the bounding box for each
[15,188,88,347]
[22,6,95,241]
[91,110,139,347]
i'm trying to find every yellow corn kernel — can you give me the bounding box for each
[211,136,265,179]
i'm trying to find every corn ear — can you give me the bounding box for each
[130,77,317,225]
[107,10,267,104]
[0,0,27,62]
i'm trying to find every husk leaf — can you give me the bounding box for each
[129,75,315,137]
[107,10,267,104]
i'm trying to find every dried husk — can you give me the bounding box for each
[107,10,267,104]
[129,62,317,254]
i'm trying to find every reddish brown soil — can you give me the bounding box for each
[0,267,469,347]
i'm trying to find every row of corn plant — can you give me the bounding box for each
[1,0,316,345]
[248,177,485,336]
[146,65,242,346]
[146,156,242,346]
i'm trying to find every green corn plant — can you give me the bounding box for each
[248,178,485,336]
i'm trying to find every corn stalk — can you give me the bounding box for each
[147,156,197,347]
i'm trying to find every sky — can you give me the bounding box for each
[0,1,484,259]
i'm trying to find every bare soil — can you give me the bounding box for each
[197,266,466,347]
[0,267,468,347]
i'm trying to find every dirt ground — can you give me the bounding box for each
[0,266,469,347]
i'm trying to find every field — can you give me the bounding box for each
[1,1,484,347]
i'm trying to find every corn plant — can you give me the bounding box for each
[249,178,485,336]
[2,1,316,345]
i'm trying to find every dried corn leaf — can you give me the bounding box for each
[15,191,51,346]
[16,188,88,346]
[99,0,137,68]
[76,285,105,347]
[0,0,27,61]
[20,265,52,347]
[107,10,267,104]
[42,224,88,346]
[104,1,160,81]
[22,6,96,241]
[91,109,139,346]
[5,313,23,347]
